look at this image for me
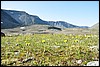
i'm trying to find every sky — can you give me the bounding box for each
[1,1,99,27]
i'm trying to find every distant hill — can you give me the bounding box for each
[90,23,99,30]
[1,9,89,29]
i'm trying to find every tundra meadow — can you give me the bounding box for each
[1,34,99,66]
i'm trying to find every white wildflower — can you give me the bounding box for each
[76,59,82,64]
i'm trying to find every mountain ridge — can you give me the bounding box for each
[1,9,89,29]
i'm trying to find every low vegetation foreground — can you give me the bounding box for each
[1,34,99,66]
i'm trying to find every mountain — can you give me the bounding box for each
[1,9,89,29]
[1,9,21,29]
[90,23,99,30]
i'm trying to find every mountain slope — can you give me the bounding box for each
[90,23,99,30]
[1,9,89,29]
[1,9,21,29]
[3,9,34,26]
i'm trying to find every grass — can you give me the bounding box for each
[1,34,99,66]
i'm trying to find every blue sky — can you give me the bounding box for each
[1,1,99,27]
